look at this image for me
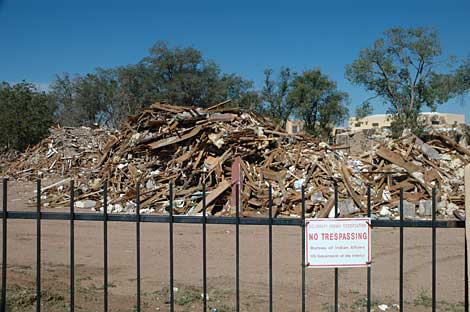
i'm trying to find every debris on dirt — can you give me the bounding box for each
[0,149,18,174]
[6,102,470,220]
[6,126,114,180]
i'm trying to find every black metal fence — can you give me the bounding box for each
[0,177,468,312]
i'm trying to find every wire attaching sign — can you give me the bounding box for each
[305,218,371,268]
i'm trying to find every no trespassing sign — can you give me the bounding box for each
[305,218,371,268]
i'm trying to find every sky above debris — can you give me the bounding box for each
[1,0,469,122]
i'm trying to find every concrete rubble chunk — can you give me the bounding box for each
[311,191,325,204]
[418,200,433,216]
[338,199,358,216]
[415,136,441,160]
[146,179,156,190]
[446,202,459,217]
[379,206,391,217]
[401,200,416,219]
[75,200,96,209]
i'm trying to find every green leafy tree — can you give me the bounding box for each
[288,69,349,138]
[141,41,258,109]
[51,41,260,127]
[261,67,295,125]
[50,73,113,127]
[106,65,156,127]
[207,73,260,111]
[456,59,470,91]
[0,82,55,151]
[346,27,469,137]
[355,101,373,120]
[50,73,76,126]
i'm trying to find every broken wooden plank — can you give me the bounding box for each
[147,126,202,150]
[194,179,231,213]
[340,165,365,211]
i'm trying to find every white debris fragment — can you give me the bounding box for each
[378,304,389,311]
[294,179,305,191]
[379,206,391,217]
[75,200,96,209]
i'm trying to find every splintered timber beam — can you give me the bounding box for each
[376,147,431,196]
[194,179,231,214]
[147,126,203,150]
[340,165,365,211]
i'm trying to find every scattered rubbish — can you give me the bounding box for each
[4,102,468,220]
[378,303,389,311]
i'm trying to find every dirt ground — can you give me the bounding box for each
[0,180,466,311]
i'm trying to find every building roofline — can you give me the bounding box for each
[350,112,465,119]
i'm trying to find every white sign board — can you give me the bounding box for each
[305,218,371,268]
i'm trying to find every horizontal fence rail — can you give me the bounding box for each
[0,177,468,312]
[0,211,464,227]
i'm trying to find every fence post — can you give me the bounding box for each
[103,181,108,312]
[135,181,141,312]
[69,180,75,312]
[465,164,470,312]
[1,178,7,312]
[169,182,174,312]
[36,178,41,312]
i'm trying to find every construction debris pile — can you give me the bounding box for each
[0,150,17,174]
[6,102,469,220]
[354,131,469,219]
[7,126,114,180]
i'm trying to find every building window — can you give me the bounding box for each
[431,119,440,125]
[354,122,362,127]
[372,123,379,127]
[292,125,298,133]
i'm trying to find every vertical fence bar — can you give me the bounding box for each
[268,184,273,312]
[1,178,7,312]
[400,188,404,311]
[235,184,240,312]
[103,181,108,312]
[367,185,371,312]
[334,183,339,312]
[466,238,468,312]
[301,185,305,312]
[432,187,436,312]
[36,178,41,312]
[202,182,207,312]
[169,182,174,312]
[70,180,75,312]
[136,182,141,312]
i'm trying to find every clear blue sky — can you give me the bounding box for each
[1,0,469,121]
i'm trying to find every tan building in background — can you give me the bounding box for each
[286,120,305,134]
[420,112,465,127]
[349,114,390,131]
[349,112,465,132]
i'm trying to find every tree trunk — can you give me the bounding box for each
[311,99,319,134]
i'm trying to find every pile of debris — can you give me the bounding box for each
[0,149,18,174]
[354,131,469,219]
[7,126,114,180]
[31,102,321,214]
[335,123,469,157]
[7,102,469,220]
